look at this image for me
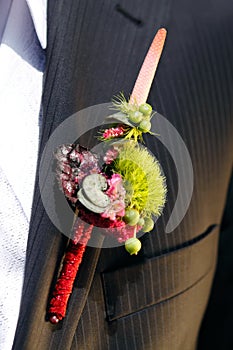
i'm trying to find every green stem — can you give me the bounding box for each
[133,226,137,238]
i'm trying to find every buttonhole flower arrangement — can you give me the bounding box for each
[48,95,167,323]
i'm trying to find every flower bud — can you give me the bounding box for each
[125,237,142,255]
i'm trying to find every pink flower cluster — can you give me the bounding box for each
[103,147,119,164]
[101,174,126,221]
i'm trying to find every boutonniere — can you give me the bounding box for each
[48,28,167,324]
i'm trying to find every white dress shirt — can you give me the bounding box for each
[0,1,47,349]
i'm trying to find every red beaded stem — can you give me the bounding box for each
[48,221,93,324]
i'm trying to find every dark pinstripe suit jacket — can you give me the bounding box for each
[13,0,233,349]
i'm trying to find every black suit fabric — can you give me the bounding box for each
[13,0,233,349]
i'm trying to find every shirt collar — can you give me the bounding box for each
[26,0,47,49]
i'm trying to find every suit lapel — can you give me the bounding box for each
[13,1,105,348]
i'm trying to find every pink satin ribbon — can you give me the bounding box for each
[130,28,167,105]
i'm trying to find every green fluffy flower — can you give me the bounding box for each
[112,142,166,218]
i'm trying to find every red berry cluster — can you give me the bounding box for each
[102,125,125,139]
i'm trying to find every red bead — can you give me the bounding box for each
[49,315,60,324]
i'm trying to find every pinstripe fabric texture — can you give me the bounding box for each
[13,0,233,349]
[72,226,218,350]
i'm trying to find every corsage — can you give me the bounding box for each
[48,28,167,324]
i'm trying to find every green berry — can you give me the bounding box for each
[137,218,145,227]
[139,103,152,116]
[139,120,151,132]
[142,217,154,232]
[129,111,143,124]
[125,237,142,255]
[124,209,140,226]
